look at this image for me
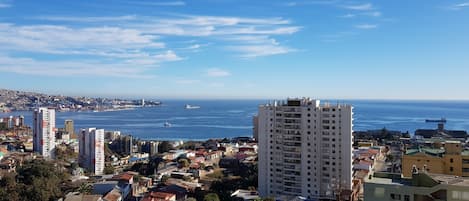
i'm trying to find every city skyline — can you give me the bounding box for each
[1,0,469,100]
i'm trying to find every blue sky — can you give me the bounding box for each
[0,0,468,100]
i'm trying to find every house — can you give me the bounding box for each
[142,192,176,201]
[64,192,103,201]
[103,188,122,201]
[231,189,260,201]
[157,184,188,201]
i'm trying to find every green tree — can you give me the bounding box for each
[161,175,170,183]
[77,183,93,194]
[13,159,69,201]
[158,141,173,153]
[0,173,21,201]
[104,165,115,174]
[204,193,220,201]
[178,158,190,168]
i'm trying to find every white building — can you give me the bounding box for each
[257,98,353,200]
[79,128,105,175]
[33,107,56,159]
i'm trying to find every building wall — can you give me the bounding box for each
[65,120,74,135]
[402,153,446,177]
[402,153,466,177]
[79,128,105,175]
[364,179,469,201]
[33,108,56,159]
[258,98,353,199]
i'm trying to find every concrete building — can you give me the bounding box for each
[33,107,56,159]
[79,128,105,175]
[257,98,353,200]
[364,172,469,201]
[402,141,469,177]
[65,119,74,135]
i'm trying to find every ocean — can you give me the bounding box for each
[3,100,469,140]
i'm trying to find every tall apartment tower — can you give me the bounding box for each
[257,98,353,200]
[79,128,105,175]
[65,119,74,135]
[33,107,56,159]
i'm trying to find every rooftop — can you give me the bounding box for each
[366,172,469,187]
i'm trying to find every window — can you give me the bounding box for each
[404,195,410,201]
[450,158,454,163]
[450,167,454,172]
[390,193,401,200]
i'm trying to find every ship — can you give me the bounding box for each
[184,104,201,109]
[164,121,172,127]
[425,118,446,123]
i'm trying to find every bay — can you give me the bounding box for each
[3,100,469,140]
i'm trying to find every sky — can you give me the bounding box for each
[0,0,468,100]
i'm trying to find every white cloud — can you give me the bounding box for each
[154,50,183,62]
[355,24,378,29]
[0,23,164,55]
[344,3,374,11]
[450,2,469,10]
[0,56,153,78]
[0,13,300,78]
[0,3,10,8]
[206,68,231,77]
[364,11,382,17]
[339,14,356,18]
[132,1,186,6]
[228,45,295,58]
[35,15,138,22]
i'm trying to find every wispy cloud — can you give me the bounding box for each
[228,45,294,58]
[0,13,300,77]
[355,24,378,29]
[131,1,186,6]
[282,0,338,7]
[34,15,138,22]
[339,14,356,18]
[0,56,153,78]
[363,11,381,17]
[0,3,10,8]
[450,2,469,10]
[206,68,231,77]
[344,3,374,11]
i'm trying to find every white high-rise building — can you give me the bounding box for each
[257,98,353,200]
[33,107,56,159]
[79,128,105,175]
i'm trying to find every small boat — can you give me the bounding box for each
[185,104,200,109]
[164,121,172,127]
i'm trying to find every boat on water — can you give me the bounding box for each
[425,118,447,123]
[185,104,201,109]
[164,121,172,127]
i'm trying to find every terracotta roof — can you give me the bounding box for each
[142,192,176,201]
[112,173,133,182]
[103,189,121,201]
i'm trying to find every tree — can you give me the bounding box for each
[77,183,93,194]
[11,159,70,201]
[161,175,170,183]
[158,141,173,153]
[204,193,220,201]
[178,158,190,168]
[104,165,115,174]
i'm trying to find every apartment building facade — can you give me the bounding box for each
[258,98,353,200]
[33,107,56,159]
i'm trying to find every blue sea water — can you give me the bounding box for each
[3,100,469,140]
